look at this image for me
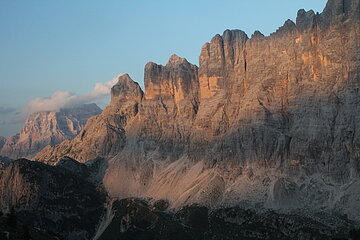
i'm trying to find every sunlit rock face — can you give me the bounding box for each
[198,30,248,100]
[35,0,360,222]
[0,103,102,159]
[145,54,199,103]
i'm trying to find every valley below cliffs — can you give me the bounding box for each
[1,0,360,239]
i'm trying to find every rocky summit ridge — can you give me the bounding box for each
[34,0,360,226]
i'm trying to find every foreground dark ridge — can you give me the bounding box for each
[0,158,106,240]
[96,198,360,240]
[30,0,360,228]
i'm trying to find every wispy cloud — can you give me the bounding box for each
[0,75,121,136]
[24,76,120,114]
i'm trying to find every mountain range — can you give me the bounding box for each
[1,0,360,239]
[35,0,360,218]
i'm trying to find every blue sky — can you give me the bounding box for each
[0,0,327,136]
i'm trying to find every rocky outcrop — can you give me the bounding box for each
[34,0,360,223]
[0,158,106,240]
[198,30,248,100]
[321,0,360,28]
[1,103,101,159]
[145,54,199,103]
[34,74,143,164]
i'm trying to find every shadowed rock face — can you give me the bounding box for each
[0,136,6,150]
[0,158,106,240]
[0,103,102,159]
[0,156,12,169]
[34,0,360,222]
[95,198,356,240]
[321,0,360,27]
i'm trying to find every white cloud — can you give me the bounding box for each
[24,76,120,114]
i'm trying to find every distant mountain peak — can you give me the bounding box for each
[0,104,102,159]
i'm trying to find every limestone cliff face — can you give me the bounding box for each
[198,30,248,100]
[0,103,101,159]
[145,54,199,103]
[34,0,360,221]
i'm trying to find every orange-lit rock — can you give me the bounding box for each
[34,0,360,220]
[144,54,198,104]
